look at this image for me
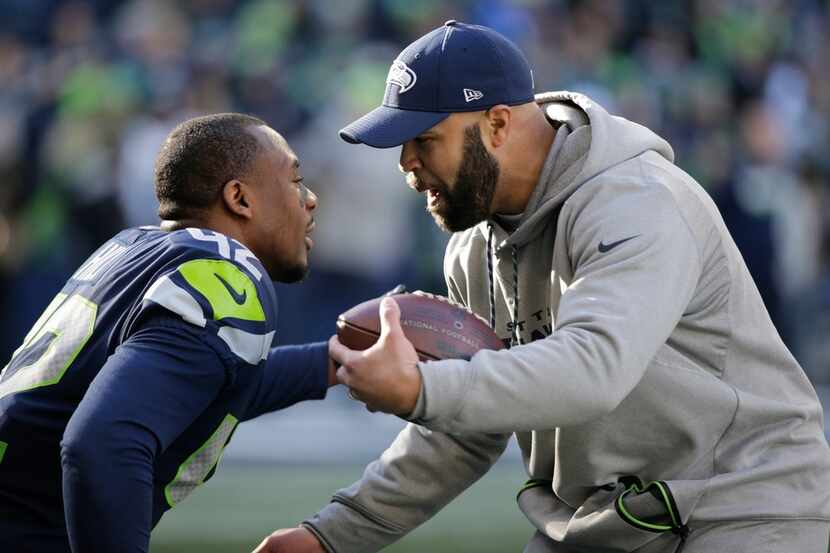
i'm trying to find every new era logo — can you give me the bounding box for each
[463,88,484,102]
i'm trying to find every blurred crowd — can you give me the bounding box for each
[1,0,829,383]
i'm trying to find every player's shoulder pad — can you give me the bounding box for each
[142,229,274,364]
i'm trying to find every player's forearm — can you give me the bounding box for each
[245,341,331,420]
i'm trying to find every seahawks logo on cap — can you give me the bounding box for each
[387,60,417,94]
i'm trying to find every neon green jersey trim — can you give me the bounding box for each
[178,259,265,322]
[165,413,239,507]
[0,294,98,401]
[0,441,6,464]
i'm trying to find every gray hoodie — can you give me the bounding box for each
[305,92,830,552]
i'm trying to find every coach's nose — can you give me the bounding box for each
[399,140,422,175]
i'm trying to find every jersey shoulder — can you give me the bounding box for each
[137,228,277,366]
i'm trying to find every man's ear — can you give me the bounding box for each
[221,179,253,219]
[483,105,512,148]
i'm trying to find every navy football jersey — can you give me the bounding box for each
[0,227,329,552]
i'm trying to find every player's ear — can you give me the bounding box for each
[221,179,253,219]
[483,105,511,148]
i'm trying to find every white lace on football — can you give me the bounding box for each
[410,290,490,326]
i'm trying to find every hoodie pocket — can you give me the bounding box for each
[517,481,661,552]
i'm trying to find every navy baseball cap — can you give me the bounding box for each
[339,20,535,148]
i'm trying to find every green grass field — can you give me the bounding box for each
[150,460,533,553]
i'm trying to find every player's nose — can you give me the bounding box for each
[304,186,318,211]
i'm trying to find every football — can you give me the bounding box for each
[336,291,505,361]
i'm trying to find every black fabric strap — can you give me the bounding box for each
[614,477,690,545]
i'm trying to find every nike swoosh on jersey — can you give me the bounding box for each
[214,273,247,305]
[598,235,640,253]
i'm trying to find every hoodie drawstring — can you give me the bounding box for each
[486,222,522,347]
[487,224,497,332]
[511,244,521,346]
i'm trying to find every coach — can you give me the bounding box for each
[258,21,830,553]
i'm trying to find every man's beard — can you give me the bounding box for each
[427,124,499,233]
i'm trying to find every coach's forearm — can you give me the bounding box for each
[303,500,405,553]
[303,423,509,552]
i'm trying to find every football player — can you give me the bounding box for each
[0,113,334,553]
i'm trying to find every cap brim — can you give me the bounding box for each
[339,105,449,148]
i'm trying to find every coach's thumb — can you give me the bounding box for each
[379,296,403,340]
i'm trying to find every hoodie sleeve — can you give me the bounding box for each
[302,424,509,553]
[413,177,703,433]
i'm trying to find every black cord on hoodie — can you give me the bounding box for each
[511,244,521,346]
[486,223,523,347]
[487,223,496,332]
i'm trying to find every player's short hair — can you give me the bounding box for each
[155,113,267,220]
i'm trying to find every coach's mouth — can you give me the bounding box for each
[427,188,441,208]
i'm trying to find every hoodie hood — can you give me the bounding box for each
[504,91,675,248]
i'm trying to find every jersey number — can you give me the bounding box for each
[187,228,263,281]
[0,294,98,400]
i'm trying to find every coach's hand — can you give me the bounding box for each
[252,526,325,553]
[330,297,421,415]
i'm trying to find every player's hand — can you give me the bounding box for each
[251,526,325,553]
[330,297,421,415]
